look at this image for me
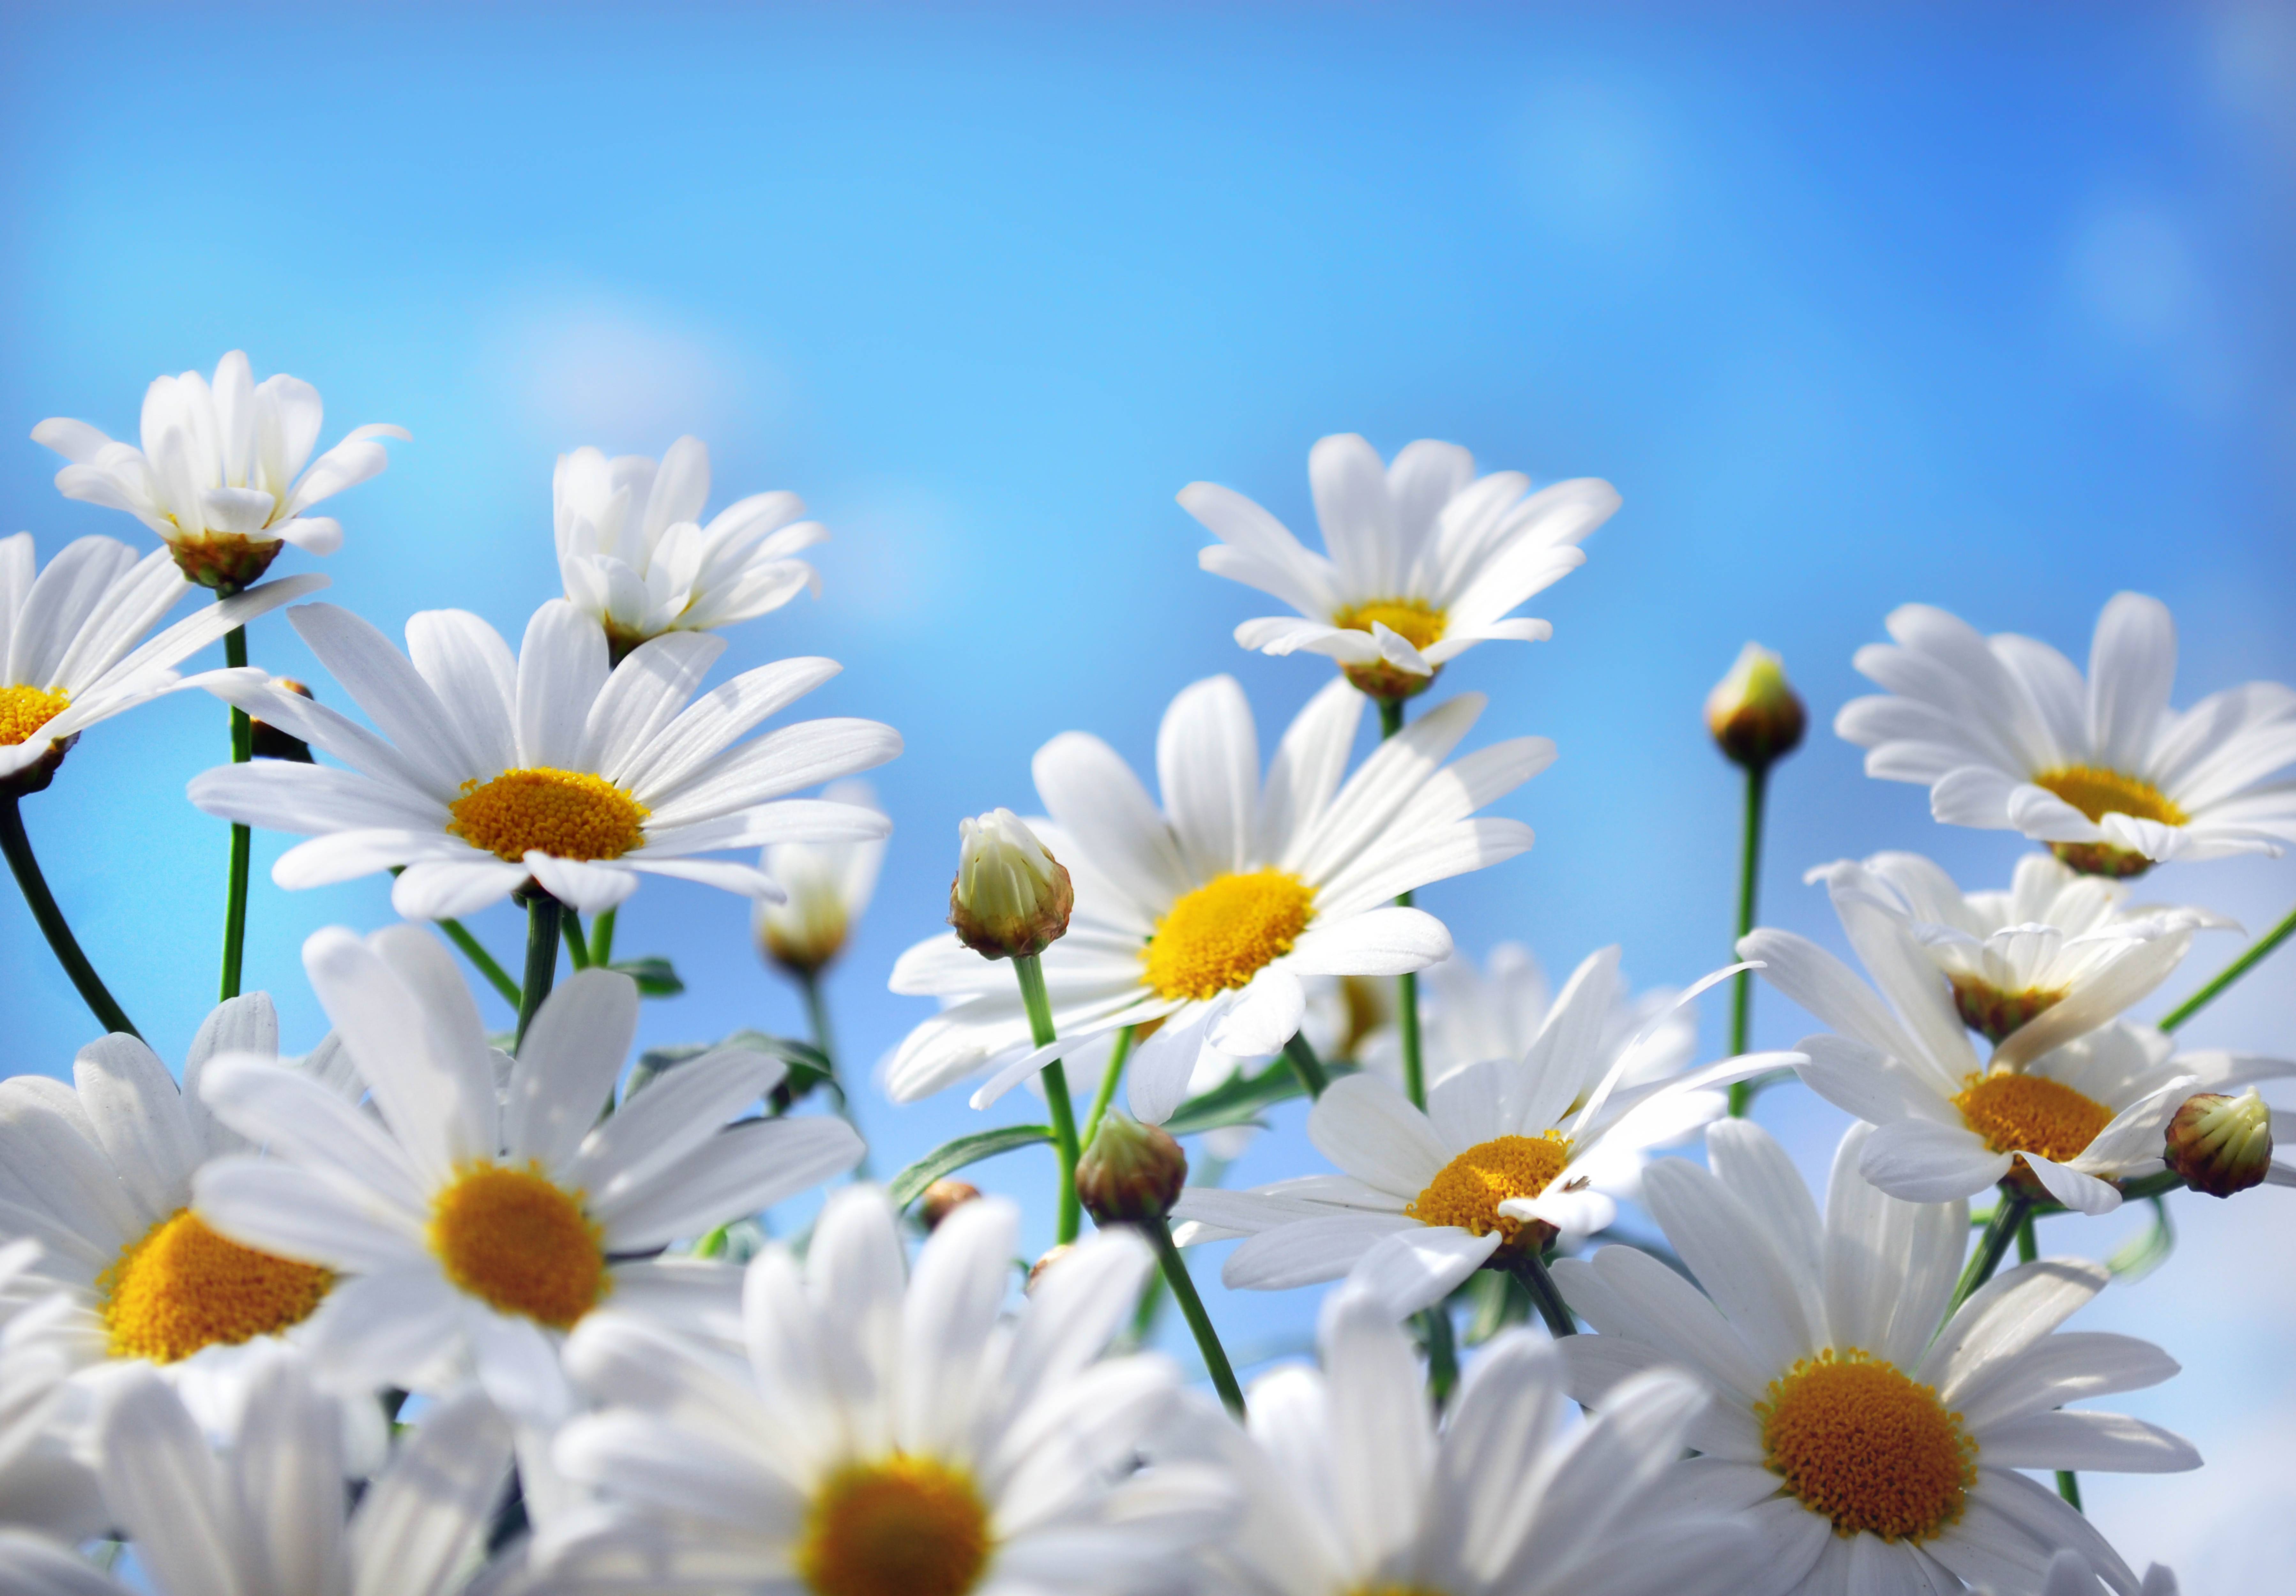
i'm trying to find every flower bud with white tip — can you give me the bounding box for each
[1075,1113,1188,1226]
[1707,643,1806,770]
[948,808,1073,960]
[2165,1088,2274,1197]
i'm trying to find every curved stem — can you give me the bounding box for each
[589,907,617,967]
[516,896,562,1050]
[1418,1303,1460,1410]
[1282,1031,1329,1099]
[1080,1024,1136,1152]
[1727,762,1770,1117]
[1948,1189,2032,1320]
[2159,900,2296,1033]
[1014,953,1082,1244]
[561,909,591,970]
[218,623,254,1001]
[1149,1219,1245,1418]
[437,915,521,1008]
[2,796,140,1037]
[1510,1252,1578,1339]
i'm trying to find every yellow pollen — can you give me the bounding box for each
[428,1163,607,1330]
[1947,978,2067,1045]
[447,767,649,862]
[98,1210,332,1364]
[1405,1133,1573,1255]
[1332,598,1448,653]
[799,1455,992,1596]
[1143,869,1315,1002]
[1952,1072,2115,1165]
[0,685,70,748]
[1758,1349,1976,1542]
[2032,766,2187,828]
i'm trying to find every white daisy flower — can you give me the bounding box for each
[0,1347,512,1596]
[1169,948,1793,1315]
[0,1240,104,1536]
[1182,433,1618,700]
[884,675,1549,1122]
[186,597,899,920]
[1406,940,1700,1090]
[1199,1284,1762,1596]
[0,532,322,788]
[543,1187,1232,1596]
[1836,592,2296,876]
[32,350,407,591]
[190,924,866,1424]
[554,436,826,662]
[756,779,889,977]
[1553,1120,2199,1596]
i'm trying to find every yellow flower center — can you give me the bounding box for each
[447,767,649,862]
[1947,978,2067,1045]
[98,1210,333,1364]
[1952,1071,2115,1165]
[0,685,71,748]
[2032,766,2187,828]
[428,1163,607,1330]
[1143,869,1316,1002]
[1405,1133,1573,1256]
[1757,1349,1976,1542]
[1332,598,1448,653]
[798,1455,993,1596]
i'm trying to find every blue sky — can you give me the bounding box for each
[5,3,2294,1582]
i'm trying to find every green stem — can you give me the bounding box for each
[1282,1031,1330,1099]
[1510,1252,1577,1339]
[1148,1219,1245,1418]
[590,907,616,967]
[2159,900,2296,1033]
[1948,1189,2032,1320]
[1727,761,1769,1117]
[799,968,869,1178]
[1375,697,1430,1111]
[1418,1304,1459,1409]
[1,796,140,1037]
[516,896,562,1050]
[437,915,521,1008]
[562,908,590,969]
[2014,1214,2084,1511]
[1080,1025,1136,1152]
[1378,697,1406,738]
[219,623,253,1002]
[2056,1468,2083,1511]
[1015,953,1082,1244]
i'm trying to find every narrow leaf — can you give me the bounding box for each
[889,1125,1055,1208]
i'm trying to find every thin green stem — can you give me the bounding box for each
[219,623,254,1002]
[1148,1219,1245,1418]
[1282,1031,1330,1099]
[1948,1190,2032,1320]
[1510,1252,1578,1339]
[1015,953,1083,1244]
[1081,1025,1136,1152]
[1,796,140,1037]
[516,896,562,1050]
[1375,697,1430,1110]
[2056,1468,2083,1511]
[1378,697,1406,738]
[2159,900,2296,1033]
[1418,1304,1459,1409]
[798,968,869,1178]
[1727,761,1769,1117]
[590,907,616,967]
[2015,1214,2083,1511]
[437,916,521,1008]
[562,908,591,969]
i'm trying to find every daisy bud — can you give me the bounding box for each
[1075,1114,1189,1227]
[1025,1244,1074,1294]
[918,1179,981,1231]
[949,809,1073,961]
[2164,1089,2274,1197]
[1706,644,1807,771]
[249,679,316,764]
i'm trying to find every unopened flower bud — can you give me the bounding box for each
[1706,644,1807,771]
[249,679,316,763]
[917,1179,981,1231]
[2165,1089,2274,1197]
[1026,1244,1074,1294]
[1074,1113,1188,1226]
[949,809,1072,960]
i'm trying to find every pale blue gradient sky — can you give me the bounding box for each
[4,3,2294,1583]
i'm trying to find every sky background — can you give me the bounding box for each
[5,2,2295,1584]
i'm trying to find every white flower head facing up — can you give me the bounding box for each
[186,598,899,921]
[545,1187,1232,1596]
[1554,1121,2200,1596]
[1745,856,2294,1214]
[756,778,888,977]
[555,436,827,662]
[32,350,407,592]
[189,925,866,1424]
[1837,592,2296,877]
[1198,1285,1762,1596]
[0,533,323,791]
[1182,434,1618,702]
[885,675,1551,1123]
[1170,947,1798,1316]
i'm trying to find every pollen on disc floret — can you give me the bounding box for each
[428,1162,608,1330]
[1756,1348,1977,1543]
[1406,1133,1574,1256]
[447,766,650,862]
[1952,1072,2115,1165]
[99,1209,334,1363]
[1143,869,1315,1002]
[0,685,71,748]
[798,1455,993,1596]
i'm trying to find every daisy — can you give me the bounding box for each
[1169,947,1796,1314]
[542,1186,1232,1596]
[756,778,889,978]
[0,532,322,789]
[885,674,1547,1122]
[1552,1120,2199,1596]
[1182,433,1618,700]
[1836,592,2296,876]
[190,924,866,1424]
[554,436,827,662]
[186,597,899,920]
[32,350,407,591]
[0,1348,513,1596]
[1198,1284,1763,1596]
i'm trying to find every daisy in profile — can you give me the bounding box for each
[885,675,1547,1121]
[0,1349,512,1596]
[192,925,865,1423]
[756,778,888,980]
[1836,592,2296,876]
[1183,434,1618,701]
[1171,948,1793,1314]
[1200,1285,1760,1596]
[0,533,322,790]
[544,1187,1230,1595]
[187,598,898,920]
[555,436,827,662]
[1554,1121,2198,1596]
[32,350,407,591]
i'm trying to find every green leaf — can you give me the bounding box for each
[2107,1196,2175,1283]
[1161,1058,1333,1137]
[1461,1269,1528,1346]
[627,1029,835,1103]
[889,1125,1055,1208]
[609,956,684,997]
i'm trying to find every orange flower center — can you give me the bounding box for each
[1952,1072,2115,1164]
[1757,1348,1976,1542]
[428,1162,607,1329]
[99,1210,333,1363]
[1143,869,1315,1001]
[447,767,649,862]
[798,1455,992,1596]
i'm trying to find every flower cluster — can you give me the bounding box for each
[3,366,2277,1596]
